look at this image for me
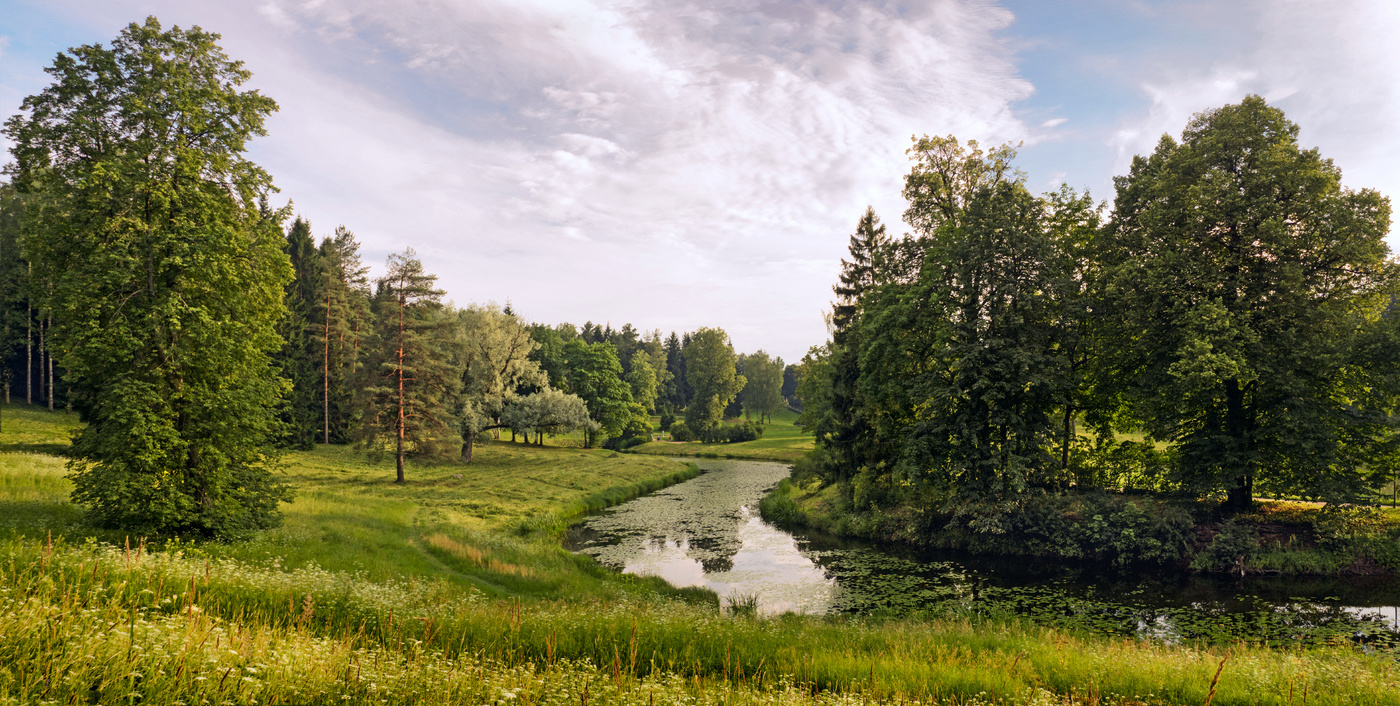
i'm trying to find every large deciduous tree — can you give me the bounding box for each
[682,327,745,438]
[455,303,544,461]
[739,350,784,423]
[1101,96,1396,508]
[563,339,643,447]
[3,18,292,537]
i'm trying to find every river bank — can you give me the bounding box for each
[759,476,1400,577]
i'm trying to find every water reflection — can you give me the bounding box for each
[619,508,840,614]
[568,458,1400,648]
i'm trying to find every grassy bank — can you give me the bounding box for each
[5,535,1400,705]
[4,403,1400,705]
[760,476,1400,576]
[633,408,813,462]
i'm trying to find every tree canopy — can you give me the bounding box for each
[3,17,291,537]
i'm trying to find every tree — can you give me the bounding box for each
[663,331,689,410]
[358,249,458,481]
[1101,96,1396,509]
[896,180,1071,500]
[831,207,887,343]
[740,350,784,423]
[317,226,371,444]
[626,354,659,413]
[563,339,643,447]
[275,216,322,449]
[455,303,544,461]
[501,388,595,445]
[3,18,291,537]
[781,363,800,408]
[682,327,745,439]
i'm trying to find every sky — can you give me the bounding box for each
[2,0,1398,363]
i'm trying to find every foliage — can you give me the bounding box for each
[721,420,764,443]
[563,339,644,447]
[501,388,596,444]
[1099,95,1398,508]
[682,327,746,437]
[3,17,292,538]
[739,350,785,423]
[455,303,545,460]
[357,249,458,479]
[894,178,1073,501]
[275,216,323,449]
[316,225,372,444]
[668,420,696,442]
[1190,519,1259,573]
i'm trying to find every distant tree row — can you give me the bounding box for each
[799,96,1400,513]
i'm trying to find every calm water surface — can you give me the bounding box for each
[568,458,1400,649]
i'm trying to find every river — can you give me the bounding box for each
[567,458,1400,649]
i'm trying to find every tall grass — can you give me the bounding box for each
[4,536,1398,705]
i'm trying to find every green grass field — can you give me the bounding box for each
[3,402,1399,705]
[633,408,814,462]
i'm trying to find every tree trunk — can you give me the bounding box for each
[395,287,406,484]
[1227,476,1254,511]
[1223,379,1252,511]
[324,287,331,445]
[47,315,54,411]
[1062,404,1075,483]
[461,435,474,463]
[26,268,31,406]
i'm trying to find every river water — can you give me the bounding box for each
[567,458,1400,649]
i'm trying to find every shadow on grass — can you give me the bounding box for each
[0,442,72,456]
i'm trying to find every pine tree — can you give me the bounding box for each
[358,249,458,482]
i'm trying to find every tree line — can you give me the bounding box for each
[797,96,1400,517]
[0,18,791,539]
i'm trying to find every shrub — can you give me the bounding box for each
[659,410,676,431]
[668,421,696,442]
[1191,519,1259,573]
[721,421,763,443]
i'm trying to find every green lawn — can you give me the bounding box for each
[0,401,699,599]
[634,407,814,462]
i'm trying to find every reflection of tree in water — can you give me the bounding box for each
[571,459,1400,650]
[573,459,790,575]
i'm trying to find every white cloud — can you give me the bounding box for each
[1108,0,1400,222]
[9,0,1035,360]
[1040,117,1067,128]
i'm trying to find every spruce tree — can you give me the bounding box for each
[831,206,887,344]
[276,217,323,449]
[317,226,370,444]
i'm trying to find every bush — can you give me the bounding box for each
[758,478,807,526]
[659,410,675,431]
[721,421,764,443]
[668,421,696,442]
[945,491,1197,565]
[1191,519,1260,573]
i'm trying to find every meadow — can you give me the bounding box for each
[633,408,815,462]
[3,403,1400,705]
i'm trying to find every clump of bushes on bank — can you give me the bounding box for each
[762,475,1400,574]
[668,420,764,443]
